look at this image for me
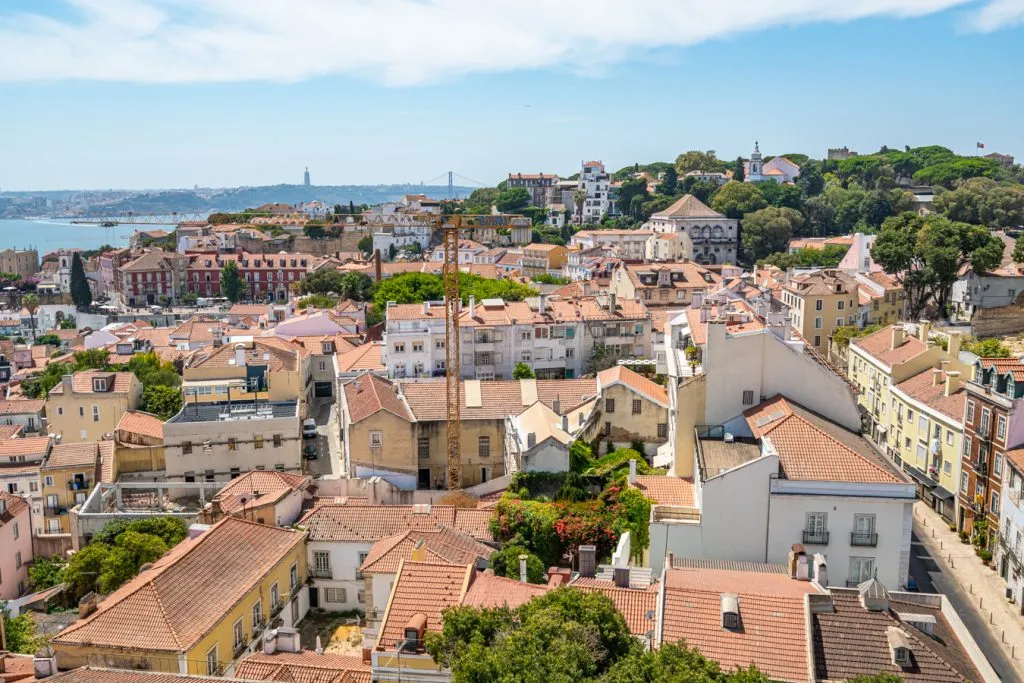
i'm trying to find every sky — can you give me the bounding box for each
[1,0,1023,191]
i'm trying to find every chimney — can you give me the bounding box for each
[918,319,931,343]
[947,331,962,359]
[628,459,637,486]
[561,415,569,432]
[613,566,630,589]
[527,432,536,449]
[410,539,427,562]
[235,343,247,367]
[787,544,808,579]
[608,293,617,313]
[813,553,828,588]
[539,294,546,313]
[422,301,429,315]
[578,544,596,578]
[468,295,476,318]
[62,374,73,393]
[932,368,943,387]
[519,554,529,583]
[891,325,905,350]
[373,249,382,282]
[945,371,961,397]
[78,591,99,619]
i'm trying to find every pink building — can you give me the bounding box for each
[0,491,32,599]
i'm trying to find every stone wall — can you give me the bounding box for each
[971,293,1024,337]
[235,228,372,255]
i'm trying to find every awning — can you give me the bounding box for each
[904,465,935,488]
[932,486,955,501]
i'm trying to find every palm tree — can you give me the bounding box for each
[573,188,586,226]
[22,293,39,341]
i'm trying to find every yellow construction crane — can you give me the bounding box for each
[442,215,463,490]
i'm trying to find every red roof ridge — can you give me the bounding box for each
[777,411,897,484]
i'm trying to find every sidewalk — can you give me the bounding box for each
[913,500,1024,679]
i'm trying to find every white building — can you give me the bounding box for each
[428,239,487,265]
[570,230,655,261]
[578,161,613,224]
[743,142,801,184]
[383,293,651,381]
[372,224,433,257]
[645,394,915,590]
[644,195,738,265]
[998,451,1024,604]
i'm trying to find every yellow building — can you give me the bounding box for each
[47,372,143,443]
[52,517,308,676]
[855,271,907,326]
[780,268,859,354]
[40,442,105,534]
[520,243,567,277]
[888,367,967,522]
[586,366,670,455]
[847,323,967,455]
[114,410,166,477]
[182,338,309,406]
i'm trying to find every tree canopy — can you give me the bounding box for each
[219,261,245,303]
[70,251,92,310]
[741,207,804,263]
[299,269,373,301]
[710,182,768,219]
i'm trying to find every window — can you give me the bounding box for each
[961,471,969,493]
[182,441,193,455]
[837,300,845,310]
[206,645,219,676]
[252,600,263,628]
[605,421,612,435]
[413,342,423,352]
[849,557,875,585]
[205,469,215,482]
[632,399,642,415]
[992,491,1001,515]
[944,460,952,475]
[995,452,1003,478]
[273,434,282,448]
[418,437,430,459]
[230,467,240,478]
[233,619,244,650]
[318,360,326,372]
[15,551,22,568]
[967,400,975,423]
[92,405,100,422]
[852,514,876,545]
[370,431,383,447]
[13,521,19,539]
[394,343,405,353]
[918,415,927,434]
[742,390,755,405]
[44,475,54,487]
[325,588,347,603]
[314,551,331,577]
[805,512,828,543]
[479,436,491,458]
[357,551,369,579]
[657,423,668,439]
[998,415,1007,441]
[946,430,954,446]
[964,435,972,458]
[814,317,823,329]
[290,562,299,589]
[814,336,821,347]
[270,582,280,611]
[79,406,84,417]
[253,435,263,449]
[605,398,615,413]
[981,408,991,434]
[57,407,62,416]
[815,299,823,311]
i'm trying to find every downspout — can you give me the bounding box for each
[765,471,778,562]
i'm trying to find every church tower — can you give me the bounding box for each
[746,141,765,183]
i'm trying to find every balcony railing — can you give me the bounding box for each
[45,506,67,516]
[802,530,830,545]
[851,532,878,547]
[311,568,333,579]
[68,479,90,491]
[970,460,989,477]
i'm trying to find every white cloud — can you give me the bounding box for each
[966,0,1024,30]
[0,0,1006,85]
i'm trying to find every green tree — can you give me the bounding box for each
[602,641,769,682]
[684,344,701,373]
[733,156,745,183]
[464,187,500,213]
[299,268,345,295]
[1014,238,1024,265]
[61,542,111,597]
[1,603,38,654]
[123,517,189,546]
[117,530,169,567]
[73,348,111,371]
[490,545,547,584]
[965,337,1012,358]
[660,166,678,195]
[496,188,531,213]
[19,361,73,398]
[219,261,245,303]
[22,293,39,341]
[796,162,825,197]
[59,317,76,330]
[304,224,326,239]
[70,251,92,310]
[612,487,652,562]
[587,342,618,374]
[569,440,594,473]
[338,272,374,301]
[513,362,536,380]
[914,157,1003,188]
[35,333,61,346]
[297,294,338,310]
[143,384,183,420]
[357,236,373,256]
[741,207,804,263]
[675,150,726,174]
[710,182,768,219]
[98,546,139,593]
[28,556,66,590]
[616,178,650,218]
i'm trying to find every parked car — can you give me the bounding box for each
[304,443,318,460]
[302,419,318,439]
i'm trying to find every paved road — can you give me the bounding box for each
[909,530,1021,681]
[305,400,339,478]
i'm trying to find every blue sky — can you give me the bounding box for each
[1,0,1022,191]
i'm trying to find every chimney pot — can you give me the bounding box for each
[891,325,905,350]
[628,459,637,486]
[918,319,931,343]
[519,554,529,583]
[945,371,961,397]
[932,369,943,386]
[613,566,630,588]
[578,545,596,578]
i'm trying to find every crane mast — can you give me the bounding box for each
[443,215,462,489]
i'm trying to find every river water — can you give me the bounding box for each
[0,219,175,252]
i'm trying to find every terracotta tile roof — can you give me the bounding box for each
[42,442,99,470]
[300,504,458,542]
[618,261,721,293]
[235,651,370,683]
[671,557,788,573]
[343,373,413,424]
[461,571,550,609]
[452,508,495,541]
[48,371,137,395]
[852,326,929,368]
[0,425,23,440]
[813,590,980,682]
[360,527,492,575]
[46,669,262,683]
[187,340,298,372]
[597,365,668,406]
[0,436,50,459]
[744,396,900,484]
[117,410,165,441]
[376,561,473,650]
[213,471,309,516]
[783,268,858,298]
[120,250,186,273]
[169,316,223,343]
[98,441,115,484]
[894,370,966,423]
[633,475,694,506]
[570,577,658,635]
[978,357,1024,381]
[0,491,30,527]
[651,194,725,219]
[52,517,306,653]
[402,378,598,422]
[660,566,820,683]
[335,343,384,373]
[229,304,270,316]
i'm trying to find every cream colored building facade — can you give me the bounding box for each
[47,372,143,443]
[40,442,103,534]
[780,269,859,354]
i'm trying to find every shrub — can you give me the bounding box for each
[490,545,547,584]
[979,549,993,562]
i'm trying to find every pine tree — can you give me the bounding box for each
[70,252,92,310]
[734,156,746,183]
[219,261,245,303]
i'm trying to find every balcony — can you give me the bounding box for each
[45,506,67,516]
[851,532,878,547]
[802,530,830,545]
[970,460,989,477]
[311,568,333,579]
[68,479,90,491]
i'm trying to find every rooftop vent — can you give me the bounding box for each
[897,612,936,637]
[721,593,740,630]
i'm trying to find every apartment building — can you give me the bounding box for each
[0,398,44,433]
[569,230,654,261]
[0,491,32,599]
[187,251,315,302]
[47,371,143,443]
[383,294,651,381]
[647,233,690,262]
[0,437,51,534]
[853,271,907,327]
[577,160,613,223]
[645,194,739,265]
[119,249,190,306]
[39,441,105,535]
[959,357,1024,541]
[999,448,1024,604]
[428,239,487,265]
[519,243,567,278]
[780,268,858,354]
[888,367,966,522]
[0,248,39,281]
[182,339,309,407]
[610,261,720,309]
[52,517,308,676]
[506,172,559,208]
[586,366,669,456]
[564,246,617,282]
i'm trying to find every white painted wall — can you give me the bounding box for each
[307,540,373,612]
[521,440,569,473]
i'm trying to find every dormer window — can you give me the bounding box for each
[893,647,911,667]
[322,341,334,354]
[92,377,107,392]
